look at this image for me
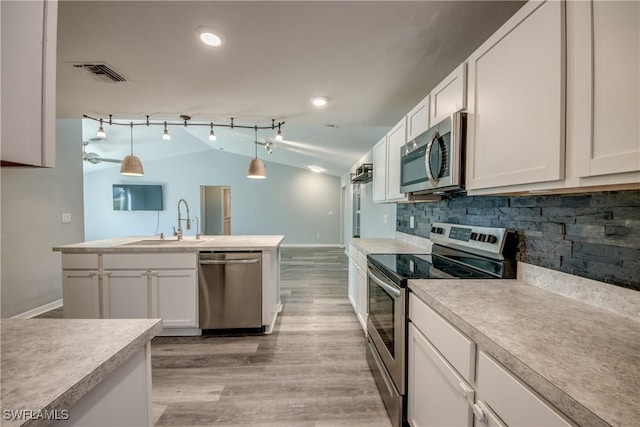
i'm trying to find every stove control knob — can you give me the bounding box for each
[436,227,445,234]
[478,234,487,242]
[431,226,437,233]
[470,232,478,241]
[486,235,498,244]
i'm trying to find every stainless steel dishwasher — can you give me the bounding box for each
[198,252,262,331]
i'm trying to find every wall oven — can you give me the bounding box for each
[366,223,517,427]
[400,111,466,195]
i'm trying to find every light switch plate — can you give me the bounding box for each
[61,213,72,223]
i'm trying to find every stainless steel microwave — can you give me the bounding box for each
[400,112,466,195]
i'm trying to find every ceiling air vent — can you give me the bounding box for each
[70,62,129,83]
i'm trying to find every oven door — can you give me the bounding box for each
[367,263,406,394]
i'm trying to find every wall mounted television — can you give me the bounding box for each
[113,184,163,211]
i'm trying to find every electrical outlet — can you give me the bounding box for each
[383,214,388,224]
[410,216,415,229]
[61,213,72,223]
[328,210,334,216]
[316,233,321,239]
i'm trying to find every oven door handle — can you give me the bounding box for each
[368,270,401,299]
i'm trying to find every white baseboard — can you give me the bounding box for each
[280,243,342,248]
[11,299,63,319]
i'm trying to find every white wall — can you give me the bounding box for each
[84,149,342,245]
[1,120,85,317]
[342,151,396,250]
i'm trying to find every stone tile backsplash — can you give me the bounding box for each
[396,190,640,291]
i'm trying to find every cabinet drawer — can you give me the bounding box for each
[409,293,475,382]
[62,253,99,270]
[103,253,197,270]
[349,244,367,269]
[477,351,574,427]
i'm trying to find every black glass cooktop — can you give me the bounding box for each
[367,252,496,287]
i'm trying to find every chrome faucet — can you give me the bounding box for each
[193,216,201,240]
[173,198,191,240]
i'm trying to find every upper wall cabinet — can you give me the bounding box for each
[373,119,408,203]
[466,0,565,191]
[430,63,467,126]
[406,94,430,142]
[565,0,640,187]
[1,0,57,167]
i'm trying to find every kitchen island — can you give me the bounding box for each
[0,318,161,427]
[53,235,284,335]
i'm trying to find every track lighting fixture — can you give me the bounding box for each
[247,127,266,179]
[96,118,106,138]
[162,122,171,140]
[264,142,273,154]
[83,114,285,144]
[209,123,217,141]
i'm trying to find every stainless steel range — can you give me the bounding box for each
[366,222,517,427]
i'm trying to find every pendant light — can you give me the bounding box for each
[120,123,144,176]
[247,126,266,179]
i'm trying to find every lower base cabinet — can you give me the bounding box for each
[62,253,198,330]
[408,292,575,427]
[348,245,368,331]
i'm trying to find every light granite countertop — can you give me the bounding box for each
[409,279,640,427]
[350,238,431,255]
[53,235,285,253]
[0,318,162,427]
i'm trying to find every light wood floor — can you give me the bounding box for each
[151,247,391,426]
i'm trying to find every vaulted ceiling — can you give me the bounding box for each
[56,1,525,176]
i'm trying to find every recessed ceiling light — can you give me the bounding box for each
[308,165,325,173]
[311,96,329,107]
[200,32,222,46]
[196,27,223,47]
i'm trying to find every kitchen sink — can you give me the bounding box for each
[119,239,210,246]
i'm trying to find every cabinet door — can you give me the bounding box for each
[355,264,368,332]
[386,120,408,201]
[348,257,357,310]
[102,271,150,319]
[407,94,430,141]
[372,137,388,202]
[407,323,474,427]
[1,0,56,167]
[476,351,573,427]
[430,63,467,125]
[150,269,198,328]
[466,0,565,190]
[62,270,100,319]
[566,0,640,181]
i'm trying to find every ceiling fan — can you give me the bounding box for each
[82,141,122,164]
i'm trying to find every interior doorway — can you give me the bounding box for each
[200,186,231,235]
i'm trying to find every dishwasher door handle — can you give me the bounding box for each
[199,258,261,265]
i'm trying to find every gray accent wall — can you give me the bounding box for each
[84,149,342,245]
[396,190,640,291]
[1,120,85,317]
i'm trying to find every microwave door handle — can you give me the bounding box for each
[424,132,439,186]
[368,270,401,299]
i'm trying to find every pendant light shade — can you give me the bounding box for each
[247,157,266,179]
[247,126,266,179]
[121,124,144,176]
[121,154,144,176]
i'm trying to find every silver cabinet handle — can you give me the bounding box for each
[473,403,488,423]
[199,259,260,265]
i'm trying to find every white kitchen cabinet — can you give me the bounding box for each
[150,269,198,328]
[565,0,640,187]
[373,120,408,203]
[406,94,430,142]
[102,253,197,328]
[62,254,100,319]
[348,244,368,332]
[1,0,57,167]
[372,136,388,203]
[430,63,467,125]
[408,323,474,427]
[466,0,565,191]
[409,292,575,427]
[102,270,150,319]
[476,351,574,427]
